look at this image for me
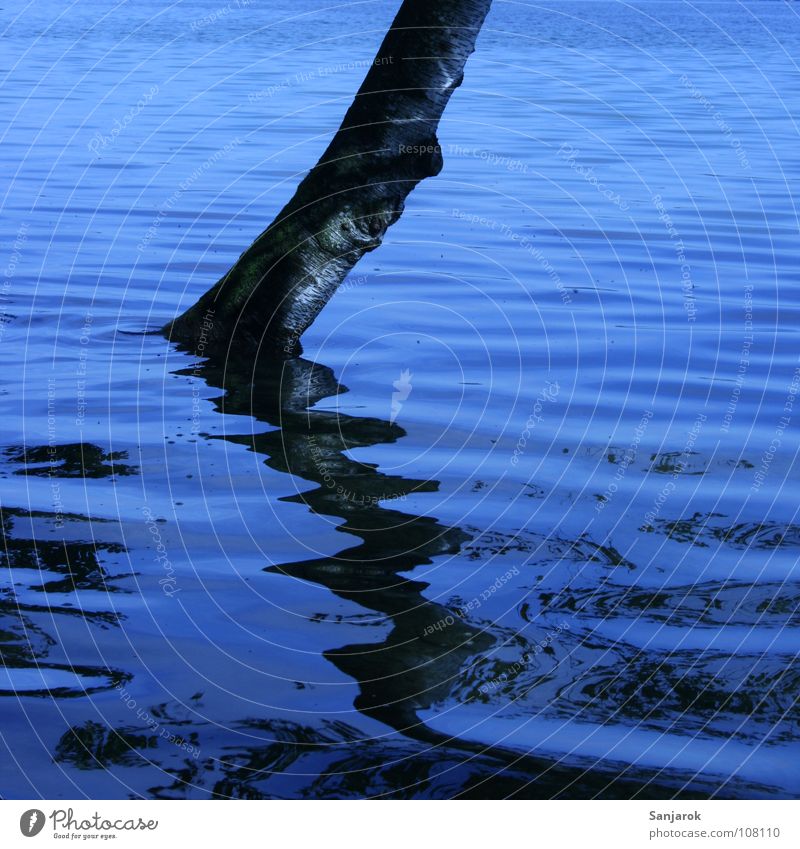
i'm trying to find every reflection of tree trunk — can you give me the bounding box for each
[189,354,491,736]
[164,0,493,357]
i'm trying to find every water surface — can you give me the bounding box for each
[1,0,799,798]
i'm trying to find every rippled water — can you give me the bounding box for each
[2,0,799,798]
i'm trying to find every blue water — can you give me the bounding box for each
[1,0,799,798]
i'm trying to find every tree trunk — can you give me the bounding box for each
[164,0,493,358]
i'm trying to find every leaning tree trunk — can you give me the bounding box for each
[164,0,493,358]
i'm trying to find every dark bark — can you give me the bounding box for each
[164,0,493,358]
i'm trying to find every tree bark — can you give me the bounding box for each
[164,0,493,358]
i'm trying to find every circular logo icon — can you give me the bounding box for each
[19,810,46,837]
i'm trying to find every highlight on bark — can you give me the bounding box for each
[163,0,493,358]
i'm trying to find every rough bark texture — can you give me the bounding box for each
[164,0,493,357]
